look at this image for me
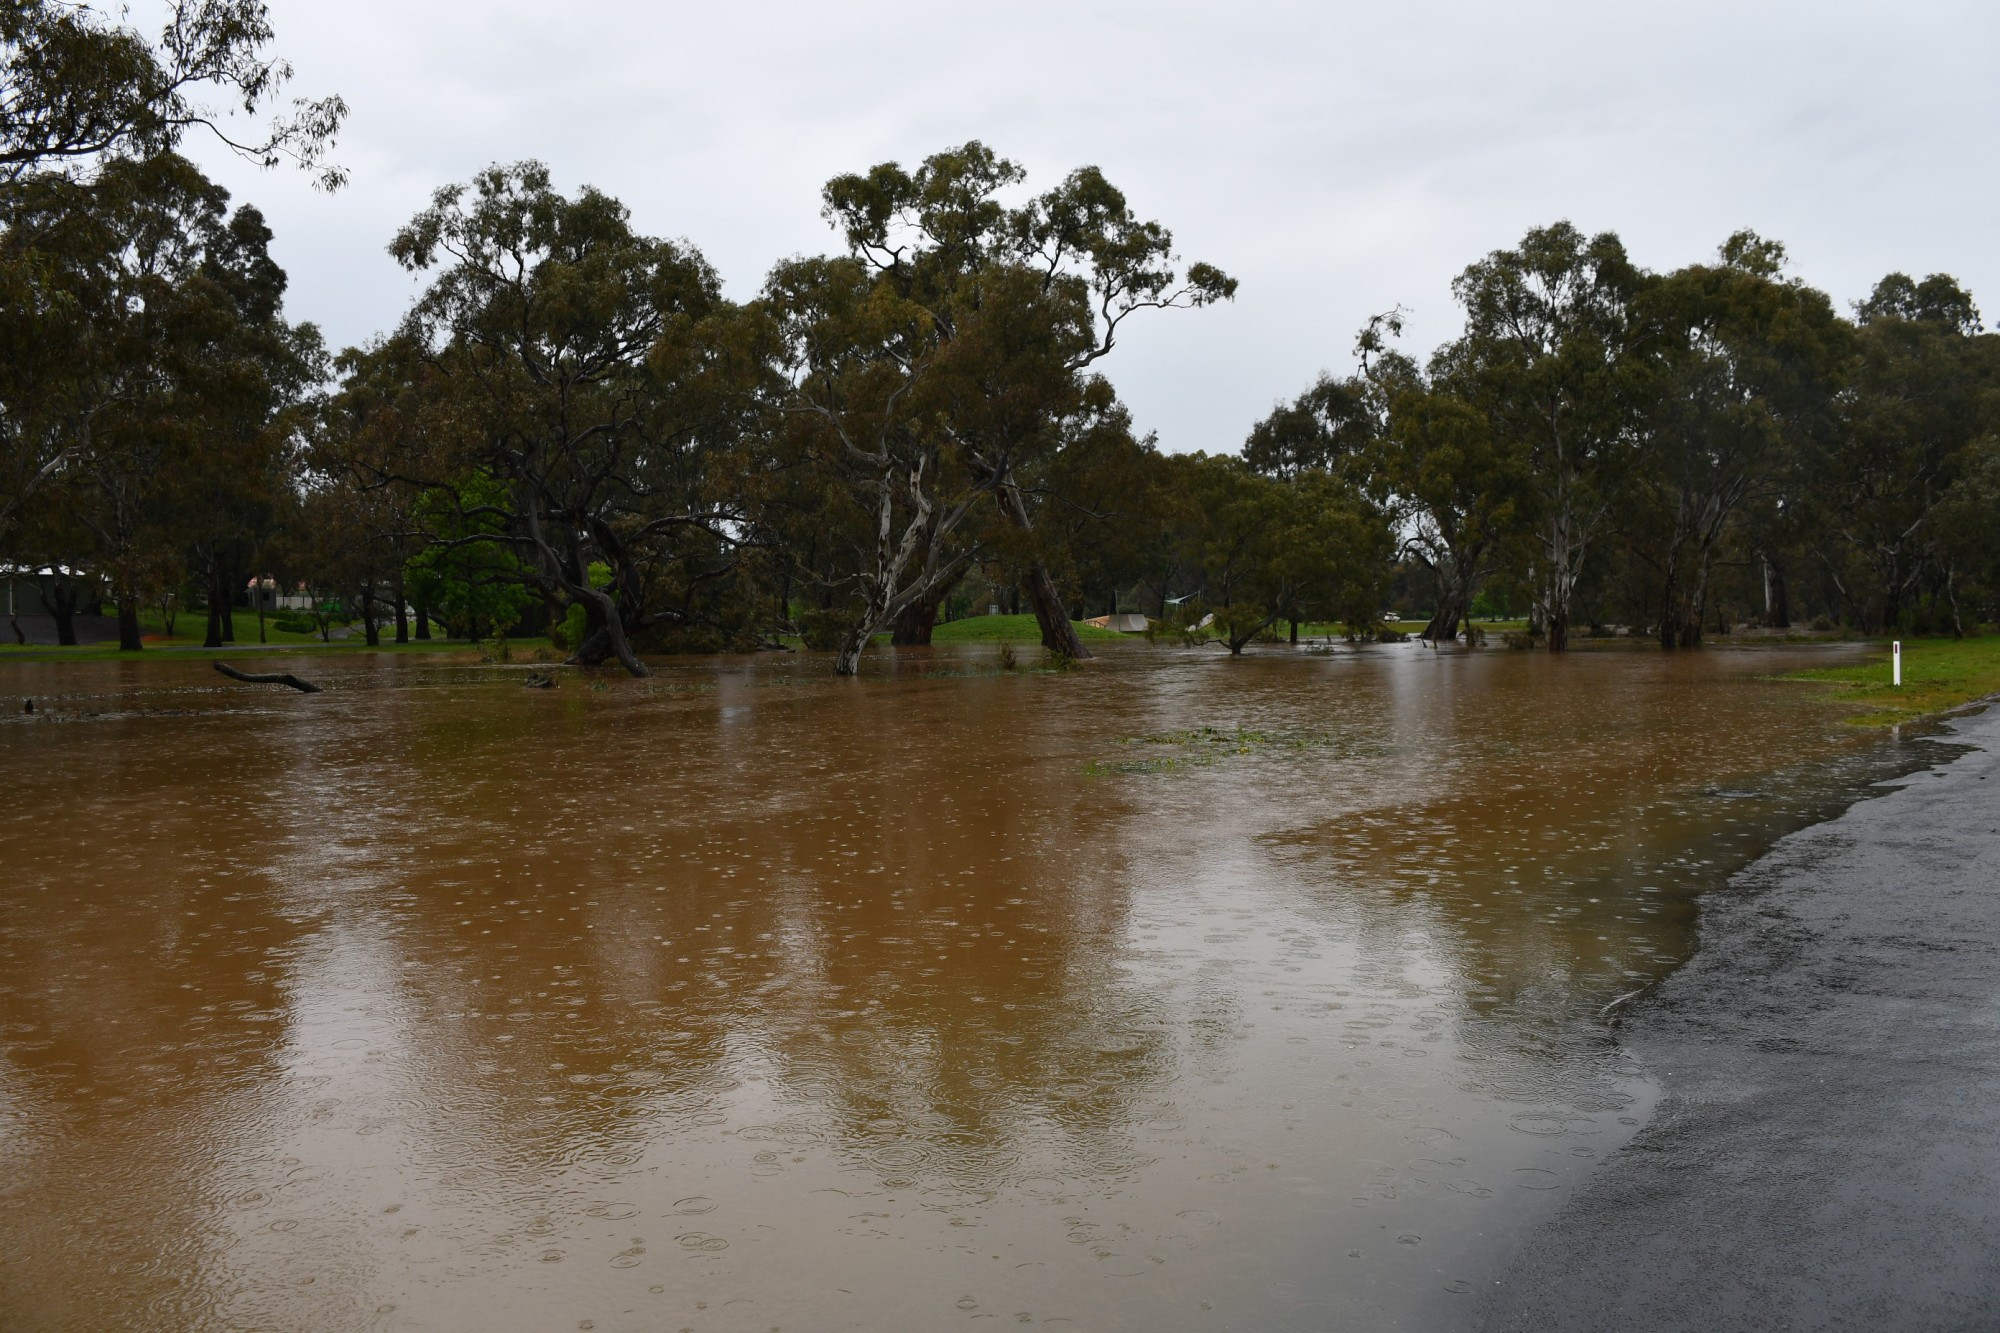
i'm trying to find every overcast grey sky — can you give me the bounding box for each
[181,0,1997,453]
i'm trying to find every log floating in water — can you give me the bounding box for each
[212,662,323,693]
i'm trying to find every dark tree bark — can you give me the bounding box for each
[212,662,321,692]
[994,491,1080,653]
[394,569,410,643]
[992,483,1090,660]
[892,569,963,645]
[45,573,80,646]
[1022,563,1086,658]
[1656,555,1705,650]
[116,595,141,651]
[1421,566,1472,647]
[1225,612,1280,655]
[202,565,223,648]
[414,591,432,640]
[1762,555,1791,628]
[890,598,937,645]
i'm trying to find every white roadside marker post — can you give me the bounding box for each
[1893,640,1902,687]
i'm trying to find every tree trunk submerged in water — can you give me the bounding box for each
[1022,563,1086,658]
[892,570,961,646]
[116,594,141,652]
[1422,562,1474,646]
[562,587,650,677]
[993,481,1089,661]
[46,574,80,647]
[834,628,867,676]
[1762,554,1791,628]
[890,599,935,645]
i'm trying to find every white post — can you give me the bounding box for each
[1893,640,1902,687]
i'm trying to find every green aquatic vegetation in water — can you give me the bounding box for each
[1136,725,1272,747]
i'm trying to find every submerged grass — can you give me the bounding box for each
[1781,635,2000,726]
[1083,724,1360,776]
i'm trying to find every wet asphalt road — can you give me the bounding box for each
[1483,706,2000,1333]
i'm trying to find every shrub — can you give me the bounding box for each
[798,608,852,652]
[549,602,587,652]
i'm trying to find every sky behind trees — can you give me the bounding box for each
[171,0,1998,453]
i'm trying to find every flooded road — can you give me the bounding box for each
[0,640,1909,1331]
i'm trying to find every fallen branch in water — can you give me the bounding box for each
[212,661,323,693]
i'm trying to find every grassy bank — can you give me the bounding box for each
[1783,635,2000,725]
[928,614,1124,644]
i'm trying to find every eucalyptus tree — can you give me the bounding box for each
[1155,452,1387,653]
[1248,312,1528,646]
[1243,372,1376,481]
[1924,434,2000,635]
[184,193,323,648]
[388,162,764,676]
[314,335,478,641]
[1452,223,1640,650]
[0,0,341,548]
[1621,233,1848,648]
[0,0,344,185]
[1377,364,1529,644]
[759,247,988,674]
[15,156,210,650]
[1,152,316,650]
[1028,398,1159,628]
[793,141,1234,666]
[1809,273,1995,629]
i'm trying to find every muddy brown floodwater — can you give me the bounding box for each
[0,639,1922,1331]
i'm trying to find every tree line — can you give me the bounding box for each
[5,2,1996,672]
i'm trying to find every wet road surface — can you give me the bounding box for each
[1484,705,2000,1332]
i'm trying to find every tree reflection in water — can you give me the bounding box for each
[0,641,1915,1330]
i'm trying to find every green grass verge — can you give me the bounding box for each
[1781,635,2000,726]
[928,614,1125,643]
